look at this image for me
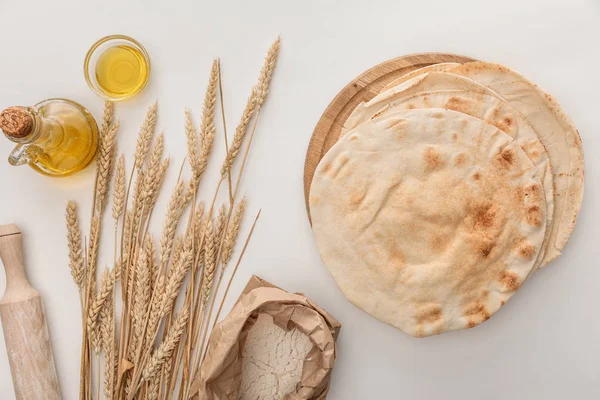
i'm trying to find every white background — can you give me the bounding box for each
[0,0,599,399]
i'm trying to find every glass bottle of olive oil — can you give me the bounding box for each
[0,99,98,177]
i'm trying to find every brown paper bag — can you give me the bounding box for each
[189,275,341,399]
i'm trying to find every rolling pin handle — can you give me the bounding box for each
[0,224,37,304]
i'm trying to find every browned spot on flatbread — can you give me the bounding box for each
[348,189,366,210]
[516,240,536,259]
[445,96,476,114]
[472,171,481,180]
[454,153,467,167]
[407,103,416,109]
[471,201,498,231]
[321,163,332,173]
[431,111,444,119]
[464,301,491,324]
[424,147,444,170]
[311,195,321,205]
[496,148,515,169]
[478,241,495,259]
[526,205,542,226]
[500,270,521,292]
[452,133,458,141]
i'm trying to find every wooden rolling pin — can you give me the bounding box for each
[0,224,61,400]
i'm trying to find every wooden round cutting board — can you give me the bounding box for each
[303,53,475,221]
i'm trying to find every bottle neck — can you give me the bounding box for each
[4,107,62,145]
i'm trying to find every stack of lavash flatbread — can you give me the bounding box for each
[309,61,584,337]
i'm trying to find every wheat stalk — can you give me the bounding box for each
[215,204,227,242]
[100,294,115,399]
[185,109,200,180]
[66,201,85,289]
[95,121,120,213]
[256,37,281,107]
[130,236,152,360]
[221,197,246,265]
[197,60,219,178]
[162,246,193,316]
[220,89,257,178]
[87,268,115,332]
[201,219,216,308]
[134,101,158,169]
[142,134,165,206]
[87,216,101,290]
[158,180,186,268]
[146,158,170,213]
[142,304,190,382]
[112,155,126,222]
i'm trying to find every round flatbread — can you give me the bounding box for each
[310,108,547,337]
[381,62,460,91]
[445,62,584,265]
[341,89,554,272]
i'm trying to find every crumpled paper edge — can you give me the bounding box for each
[189,275,341,399]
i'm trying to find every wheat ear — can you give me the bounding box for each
[112,155,126,222]
[100,294,115,398]
[66,201,85,289]
[201,219,216,308]
[87,268,115,332]
[95,121,120,213]
[220,89,257,178]
[197,60,219,178]
[185,109,200,180]
[142,304,190,382]
[221,197,246,265]
[134,101,158,169]
[256,37,281,107]
[158,180,186,268]
[130,236,152,359]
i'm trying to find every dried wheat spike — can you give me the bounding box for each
[146,157,170,212]
[65,201,85,288]
[87,216,101,287]
[144,274,166,349]
[130,235,152,358]
[215,204,227,241]
[220,88,257,178]
[87,268,115,332]
[159,180,186,268]
[256,37,281,107]
[197,60,219,178]
[222,197,246,265]
[89,321,102,355]
[99,101,114,141]
[201,219,216,307]
[142,134,165,213]
[162,246,193,316]
[134,101,158,169]
[112,154,126,222]
[95,121,120,213]
[147,378,160,400]
[100,294,116,398]
[142,304,190,382]
[185,109,200,180]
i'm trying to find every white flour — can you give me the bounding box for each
[239,314,313,400]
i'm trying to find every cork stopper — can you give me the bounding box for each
[0,107,34,139]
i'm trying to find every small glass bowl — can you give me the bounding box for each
[84,35,151,101]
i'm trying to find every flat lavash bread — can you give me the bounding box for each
[445,62,584,265]
[343,72,494,133]
[341,89,554,271]
[310,108,547,337]
[381,62,460,91]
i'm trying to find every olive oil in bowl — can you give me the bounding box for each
[84,35,151,101]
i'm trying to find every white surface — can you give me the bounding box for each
[0,0,598,399]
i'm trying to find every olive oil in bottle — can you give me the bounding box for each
[95,45,150,100]
[0,99,98,177]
